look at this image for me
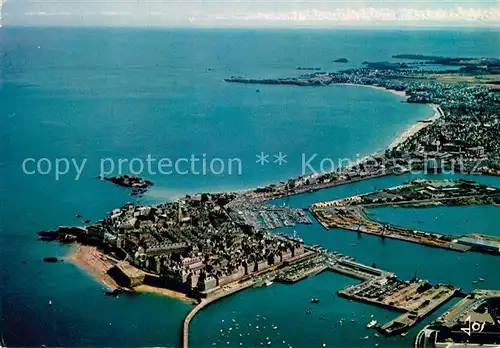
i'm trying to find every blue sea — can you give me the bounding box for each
[1,27,499,347]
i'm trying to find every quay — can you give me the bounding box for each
[310,179,500,255]
[273,249,459,337]
[337,274,459,336]
[414,290,500,347]
[182,244,459,346]
[181,249,316,347]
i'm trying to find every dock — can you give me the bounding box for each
[181,247,460,346]
[310,179,500,255]
[414,290,500,347]
[182,280,254,348]
[275,255,328,283]
[338,276,458,336]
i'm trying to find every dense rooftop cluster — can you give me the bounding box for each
[79,193,305,292]
[319,67,500,173]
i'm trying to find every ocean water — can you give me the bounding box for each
[1,28,499,347]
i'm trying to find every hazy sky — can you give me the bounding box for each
[2,0,500,27]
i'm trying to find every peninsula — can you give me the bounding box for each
[39,56,500,347]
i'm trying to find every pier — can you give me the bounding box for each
[182,280,254,348]
[275,249,459,337]
[181,250,316,347]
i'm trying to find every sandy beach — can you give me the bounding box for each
[388,103,443,150]
[339,83,408,98]
[68,244,119,290]
[68,244,198,304]
[134,285,197,304]
[339,83,443,150]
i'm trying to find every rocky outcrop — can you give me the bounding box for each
[334,58,348,63]
[102,175,153,195]
[38,230,59,241]
[43,257,59,263]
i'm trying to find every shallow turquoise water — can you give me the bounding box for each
[1,28,499,347]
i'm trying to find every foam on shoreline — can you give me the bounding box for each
[338,83,441,150]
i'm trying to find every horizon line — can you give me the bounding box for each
[3,23,500,30]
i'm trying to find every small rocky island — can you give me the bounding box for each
[296,67,322,71]
[333,58,348,63]
[102,175,153,196]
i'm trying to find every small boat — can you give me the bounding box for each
[48,300,52,306]
[366,320,377,328]
[265,280,273,287]
[478,277,485,282]
[400,333,407,337]
[311,298,320,303]
[472,280,478,284]
[374,333,380,338]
